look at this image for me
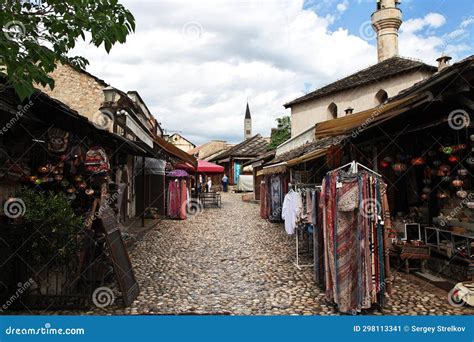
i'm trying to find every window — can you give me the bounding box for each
[327,102,338,119]
[375,89,388,106]
[246,130,251,135]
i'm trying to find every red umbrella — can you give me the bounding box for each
[197,160,224,173]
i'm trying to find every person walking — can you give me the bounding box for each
[222,174,229,192]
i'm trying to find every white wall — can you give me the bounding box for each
[290,70,433,137]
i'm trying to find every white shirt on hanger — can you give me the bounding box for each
[282,190,303,235]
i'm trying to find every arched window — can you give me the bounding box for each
[328,102,337,119]
[375,89,388,106]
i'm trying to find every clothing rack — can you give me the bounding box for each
[331,160,382,178]
[290,183,322,270]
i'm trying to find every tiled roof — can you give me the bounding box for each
[284,56,436,108]
[265,135,347,165]
[210,134,269,161]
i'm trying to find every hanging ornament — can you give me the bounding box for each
[379,160,390,169]
[61,180,70,187]
[458,168,469,176]
[411,157,426,166]
[456,190,468,199]
[448,155,460,163]
[85,189,95,196]
[35,178,42,185]
[54,174,64,181]
[383,156,393,163]
[66,186,76,194]
[466,157,474,167]
[29,176,38,183]
[433,160,442,167]
[452,179,464,187]
[423,179,431,185]
[441,147,453,155]
[422,187,432,194]
[392,163,407,174]
[437,191,449,199]
[78,182,87,189]
[470,134,474,142]
[38,166,49,173]
[453,144,467,152]
[427,150,437,157]
[467,201,474,209]
[439,165,451,173]
[421,193,429,201]
[74,175,83,182]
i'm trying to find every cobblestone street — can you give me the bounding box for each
[15,192,473,316]
[69,192,472,316]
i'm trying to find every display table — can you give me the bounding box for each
[390,244,430,274]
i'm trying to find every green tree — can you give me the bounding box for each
[268,116,291,150]
[0,0,135,100]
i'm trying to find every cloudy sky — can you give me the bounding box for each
[72,0,474,145]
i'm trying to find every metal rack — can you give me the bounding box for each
[289,183,322,270]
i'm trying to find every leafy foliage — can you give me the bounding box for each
[0,0,135,99]
[268,116,291,151]
[20,187,83,267]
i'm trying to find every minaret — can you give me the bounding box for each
[371,0,402,62]
[244,102,252,139]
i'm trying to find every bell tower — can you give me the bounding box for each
[244,102,252,139]
[371,0,402,62]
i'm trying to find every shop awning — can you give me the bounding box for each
[260,162,288,175]
[154,135,197,166]
[198,160,225,173]
[315,93,432,138]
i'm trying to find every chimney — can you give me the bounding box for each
[345,107,354,115]
[371,0,402,62]
[436,54,452,72]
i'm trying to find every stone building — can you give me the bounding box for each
[188,140,234,161]
[279,0,437,155]
[165,133,196,152]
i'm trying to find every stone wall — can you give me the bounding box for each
[36,63,106,125]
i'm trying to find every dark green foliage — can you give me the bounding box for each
[0,0,135,100]
[268,116,291,151]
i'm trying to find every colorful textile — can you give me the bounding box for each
[320,170,388,314]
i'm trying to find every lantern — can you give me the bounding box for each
[437,191,449,199]
[452,179,464,187]
[456,190,468,199]
[392,163,407,174]
[379,160,390,169]
[441,147,453,155]
[448,155,459,163]
[411,157,425,166]
[422,187,432,194]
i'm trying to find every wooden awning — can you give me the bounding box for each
[315,92,432,138]
[260,162,288,175]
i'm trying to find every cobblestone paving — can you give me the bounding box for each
[32,192,474,315]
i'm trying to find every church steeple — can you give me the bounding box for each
[244,102,252,139]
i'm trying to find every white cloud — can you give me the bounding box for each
[336,0,349,13]
[69,1,468,144]
[401,12,446,34]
